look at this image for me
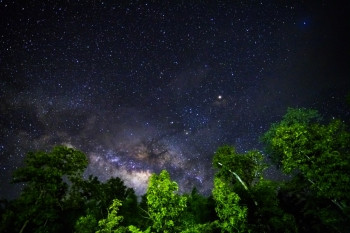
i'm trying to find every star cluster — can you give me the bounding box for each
[1,1,349,198]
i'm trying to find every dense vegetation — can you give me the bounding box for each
[1,108,349,232]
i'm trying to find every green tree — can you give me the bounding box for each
[212,177,247,232]
[212,145,265,212]
[213,146,265,190]
[146,170,187,232]
[262,108,350,231]
[262,108,350,204]
[212,145,297,232]
[96,199,126,233]
[9,146,88,233]
[184,188,217,225]
[69,174,138,231]
[261,107,321,166]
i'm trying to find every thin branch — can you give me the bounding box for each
[138,207,151,219]
[217,162,258,206]
[217,162,248,191]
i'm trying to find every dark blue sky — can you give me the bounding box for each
[1,1,349,198]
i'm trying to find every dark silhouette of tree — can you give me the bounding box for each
[6,146,88,233]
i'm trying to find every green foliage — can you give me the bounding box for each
[261,107,321,166]
[96,199,124,233]
[180,221,220,233]
[213,146,265,188]
[127,225,142,233]
[184,188,217,225]
[279,107,321,125]
[74,214,97,233]
[212,145,298,232]
[263,108,350,202]
[146,170,187,232]
[263,108,350,231]
[128,225,151,233]
[8,146,88,233]
[13,146,88,184]
[278,174,345,232]
[212,177,248,232]
[68,174,138,229]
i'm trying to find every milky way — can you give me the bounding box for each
[1,1,349,199]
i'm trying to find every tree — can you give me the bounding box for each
[212,145,297,232]
[278,174,342,233]
[213,146,265,189]
[69,174,138,230]
[10,146,88,233]
[262,108,350,231]
[184,188,217,225]
[146,170,187,232]
[212,145,265,213]
[261,107,321,166]
[119,188,139,227]
[249,179,297,233]
[212,177,247,232]
[96,199,126,233]
[262,108,350,203]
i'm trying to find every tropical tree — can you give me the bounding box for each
[262,108,350,231]
[212,145,297,232]
[184,187,217,225]
[146,170,187,232]
[212,177,247,232]
[249,179,297,233]
[213,146,265,190]
[262,108,350,206]
[9,146,88,233]
[96,199,126,233]
[261,107,321,166]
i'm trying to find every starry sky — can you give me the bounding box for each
[1,1,349,199]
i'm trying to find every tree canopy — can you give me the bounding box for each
[262,108,350,204]
[212,177,247,232]
[9,146,88,233]
[146,170,187,232]
[262,108,350,232]
[1,107,349,232]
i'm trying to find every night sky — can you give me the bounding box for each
[1,1,349,199]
